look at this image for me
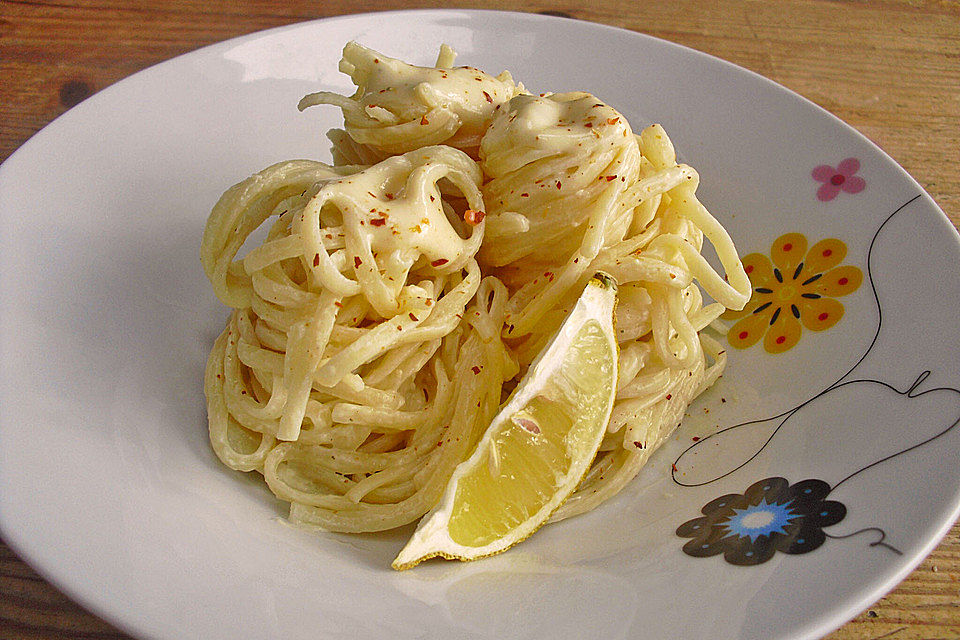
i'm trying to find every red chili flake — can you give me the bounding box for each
[556,181,562,189]
[373,58,379,63]
[334,301,343,308]
[783,243,793,251]
[738,331,748,340]
[721,398,726,403]
[776,335,786,344]
[584,122,593,128]
[431,258,449,267]
[666,393,672,400]
[312,254,320,267]
[425,300,433,306]
[823,249,833,257]
[370,218,386,226]
[818,312,829,321]
[409,313,419,321]
[420,115,429,125]
[464,209,485,225]
[354,256,362,268]
[483,90,493,103]
[671,464,678,473]
[520,192,529,197]
[669,273,676,279]
[838,277,849,285]
[385,193,395,200]
[745,264,754,274]
[240,390,246,395]
[471,366,481,375]
[367,191,376,198]
[633,441,644,449]
[429,195,435,202]
[607,117,619,125]
[604,175,617,181]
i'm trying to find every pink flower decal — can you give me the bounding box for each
[811,158,866,202]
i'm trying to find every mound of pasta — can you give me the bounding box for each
[201,43,750,535]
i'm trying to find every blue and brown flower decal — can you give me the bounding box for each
[676,477,846,565]
[723,233,863,353]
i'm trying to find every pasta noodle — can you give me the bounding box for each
[201,42,750,535]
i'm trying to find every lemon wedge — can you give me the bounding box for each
[393,273,618,569]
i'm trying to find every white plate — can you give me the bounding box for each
[2,10,959,640]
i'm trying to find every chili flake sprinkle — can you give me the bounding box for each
[312,254,320,267]
[420,115,429,125]
[483,90,493,103]
[354,256,362,268]
[464,209,485,225]
[409,313,419,321]
[431,258,449,267]
[471,366,481,375]
[370,217,386,226]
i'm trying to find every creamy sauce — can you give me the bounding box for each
[315,146,483,266]
[344,42,518,141]
[481,91,633,176]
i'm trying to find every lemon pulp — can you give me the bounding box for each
[392,274,617,569]
[449,322,613,546]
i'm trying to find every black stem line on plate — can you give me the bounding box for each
[824,528,903,556]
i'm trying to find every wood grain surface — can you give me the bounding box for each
[1,1,958,638]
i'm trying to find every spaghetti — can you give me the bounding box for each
[201,42,750,535]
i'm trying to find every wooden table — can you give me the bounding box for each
[1,1,958,638]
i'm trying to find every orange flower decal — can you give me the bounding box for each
[723,233,862,353]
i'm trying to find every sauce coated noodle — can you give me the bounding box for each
[201,42,749,533]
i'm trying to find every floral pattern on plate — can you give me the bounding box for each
[812,158,866,202]
[723,233,862,353]
[676,477,846,565]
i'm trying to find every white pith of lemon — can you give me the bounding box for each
[392,273,618,570]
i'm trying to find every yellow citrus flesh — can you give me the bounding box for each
[393,274,617,569]
[448,322,613,546]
